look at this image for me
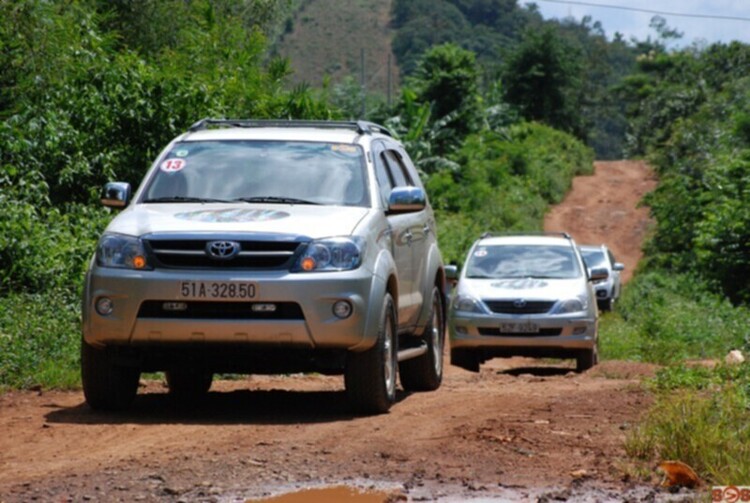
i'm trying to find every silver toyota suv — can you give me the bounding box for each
[447,233,602,373]
[82,119,447,414]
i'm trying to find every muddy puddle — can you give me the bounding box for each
[239,481,698,503]
[245,485,396,502]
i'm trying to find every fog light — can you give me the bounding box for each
[95,297,114,316]
[332,300,352,319]
[572,326,587,335]
[455,325,468,335]
[252,303,277,313]
[163,302,187,311]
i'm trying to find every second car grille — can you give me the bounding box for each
[484,300,556,315]
[478,327,562,337]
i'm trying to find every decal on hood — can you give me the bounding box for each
[491,278,549,289]
[174,208,290,223]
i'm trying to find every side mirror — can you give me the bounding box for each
[445,264,459,286]
[589,267,609,282]
[101,182,131,208]
[613,262,625,271]
[388,186,426,214]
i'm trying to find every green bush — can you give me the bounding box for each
[428,122,593,265]
[0,291,82,390]
[599,272,750,363]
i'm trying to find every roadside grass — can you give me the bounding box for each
[624,363,750,485]
[0,290,81,390]
[599,271,750,364]
[600,271,750,486]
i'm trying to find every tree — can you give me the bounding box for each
[408,43,481,153]
[502,26,584,137]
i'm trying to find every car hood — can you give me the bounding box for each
[459,277,587,301]
[105,203,371,239]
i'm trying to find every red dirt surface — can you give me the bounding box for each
[0,161,671,502]
[545,160,658,283]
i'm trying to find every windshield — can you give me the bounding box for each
[580,249,607,269]
[465,244,582,280]
[141,140,369,207]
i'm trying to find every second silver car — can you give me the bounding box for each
[448,233,602,373]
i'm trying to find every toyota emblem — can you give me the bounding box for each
[513,299,527,308]
[206,241,241,260]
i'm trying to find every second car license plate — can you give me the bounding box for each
[180,281,257,300]
[499,322,539,333]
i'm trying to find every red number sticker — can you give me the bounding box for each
[160,158,186,172]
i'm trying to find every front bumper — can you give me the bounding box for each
[449,311,597,353]
[82,264,384,351]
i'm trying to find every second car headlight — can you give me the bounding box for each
[551,297,588,314]
[95,233,151,270]
[293,237,365,272]
[452,294,487,314]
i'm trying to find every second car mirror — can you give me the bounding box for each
[589,267,609,281]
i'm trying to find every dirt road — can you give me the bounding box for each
[545,160,657,283]
[0,161,663,502]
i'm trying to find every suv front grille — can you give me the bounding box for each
[145,239,303,269]
[484,300,555,315]
[478,327,562,337]
[138,301,304,320]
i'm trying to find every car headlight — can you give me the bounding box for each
[552,297,588,314]
[293,237,365,272]
[452,294,487,314]
[95,233,151,270]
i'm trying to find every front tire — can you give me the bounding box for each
[400,286,445,391]
[81,339,140,411]
[576,343,599,372]
[345,293,398,414]
[451,348,480,372]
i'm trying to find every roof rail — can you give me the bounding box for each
[479,231,572,240]
[187,118,393,137]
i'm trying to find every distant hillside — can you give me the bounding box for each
[275,0,399,98]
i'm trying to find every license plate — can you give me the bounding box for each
[179,281,257,300]
[499,322,539,334]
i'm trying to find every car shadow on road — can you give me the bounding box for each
[499,366,576,377]
[44,388,412,426]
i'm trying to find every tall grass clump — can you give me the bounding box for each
[625,363,750,485]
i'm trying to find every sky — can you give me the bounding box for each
[529,0,750,48]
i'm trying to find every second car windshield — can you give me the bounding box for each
[466,244,581,279]
[580,249,607,269]
[142,140,369,207]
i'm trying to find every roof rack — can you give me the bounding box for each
[479,231,572,239]
[187,118,393,137]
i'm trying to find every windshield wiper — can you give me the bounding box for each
[233,196,321,205]
[142,196,231,203]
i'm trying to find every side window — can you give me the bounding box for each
[382,150,412,187]
[373,143,393,206]
[395,147,422,187]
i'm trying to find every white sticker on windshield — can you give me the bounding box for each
[474,248,488,257]
[160,158,186,172]
[174,149,190,157]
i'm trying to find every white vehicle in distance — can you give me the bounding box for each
[82,119,448,415]
[447,232,604,373]
[578,244,624,311]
